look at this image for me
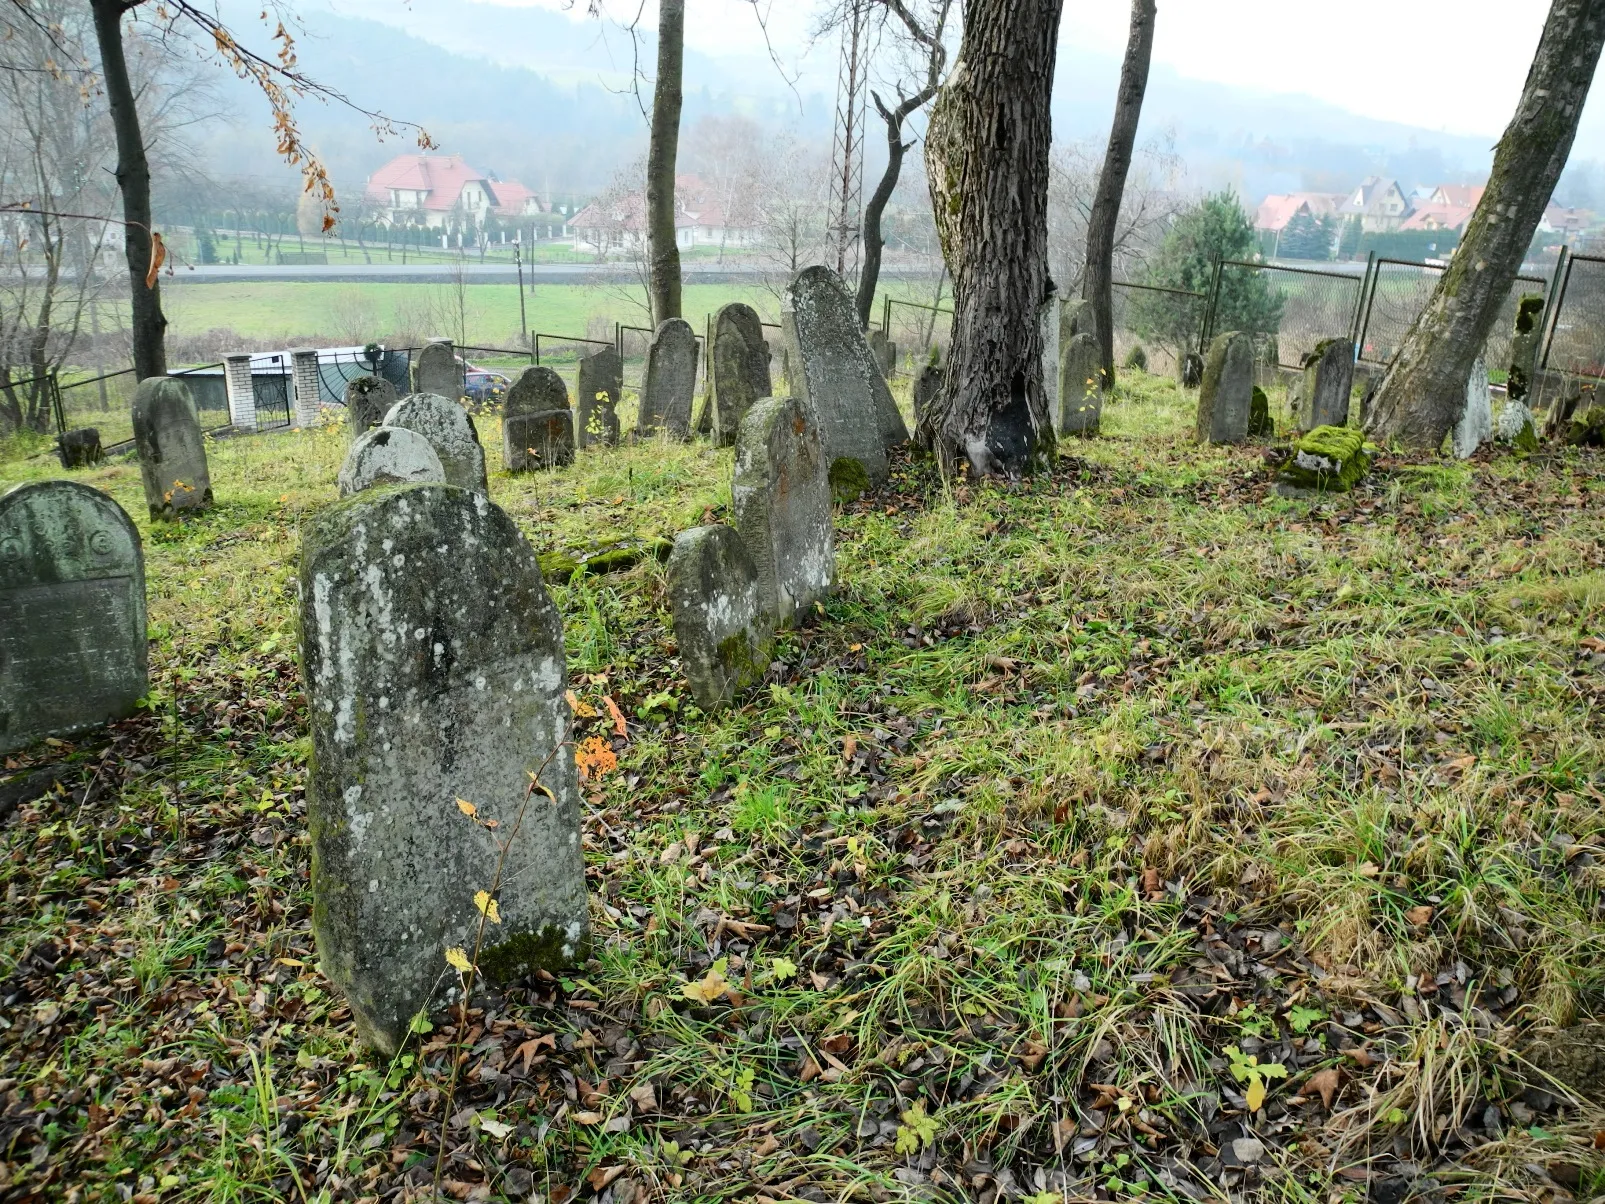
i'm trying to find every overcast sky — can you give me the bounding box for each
[463,0,1594,141]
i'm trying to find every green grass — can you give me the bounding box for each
[2,372,1604,1202]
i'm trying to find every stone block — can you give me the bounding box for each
[668,525,773,710]
[1277,425,1373,493]
[733,395,834,628]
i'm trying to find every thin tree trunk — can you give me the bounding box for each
[857,86,935,331]
[646,0,685,325]
[1365,0,1605,449]
[1083,0,1156,389]
[90,0,166,379]
[921,0,1063,476]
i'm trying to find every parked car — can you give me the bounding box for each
[462,363,510,406]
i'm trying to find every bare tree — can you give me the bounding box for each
[1365,0,1605,449]
[646,0,684,324]
[753,133,831,306]
[683,114,764,264]
[1046,134,1181,301]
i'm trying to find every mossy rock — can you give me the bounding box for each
[829,457,871,504]
[538,537,673,584]
[1566,403,1605,448]
[1277,425,1373,492]
[1247,386,1274,437]
[1122,345,1148,372]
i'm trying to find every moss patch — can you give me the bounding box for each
[829,457,871,504]
[478,922,592,982]
[1277,424,1373,492]
[538,537,673,584]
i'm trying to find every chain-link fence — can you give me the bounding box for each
[1115,282,1207,376]
[878,299,953,373]
[1201,260,1362,369]
[1541,253,1605,381]
[1357,258,1547,370]
[54,363,231,453]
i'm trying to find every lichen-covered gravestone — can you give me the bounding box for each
[382,394,488,493]
[411,340,460,400]
[345,375,399,439]
[132,377,213,518]
[867,329,897,379]
[1451,357,1492,460]
[912,362,944,428]
[1297,338,1354,431]
[784,265,908,485]
[1039,293,1061,426]
[576,347,623,448]
[1495,398,1540,452]
[1195,332,1255,444]
[733,395,835,628]
[1060,297,1098,345]
[56,428,102,469]
[706,303,772,445]
[502,366,573,472]
[1058,332,1103,436]
[1508,294,1545,403]
[1179,351,1204,389]
[1277,426,1373,493]
[338,426,445,497]
[638,319,698,439]
[668,525,774,710]
[299,484,589,1054]
[0,481,147,754]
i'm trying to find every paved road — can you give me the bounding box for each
[165,261,939,285]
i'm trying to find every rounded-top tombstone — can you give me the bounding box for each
[411,340,460,400]
[345,375,399,439]
[576,347,623,448]
[502,366,574,472]
[709,303,772,446]
[382,393,488,494]
[503,366,570,418]
[338,426,446,497]
[132,376,213,518]
[1195,332,1255,445]
[0,481,147,754]
[639,318,699,439]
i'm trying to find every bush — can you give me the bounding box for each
[1123,345,1148,372]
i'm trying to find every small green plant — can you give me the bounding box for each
[1287,1004,1325,1034]
[894,1100,938,1155]
[1224,1045,1288,1111]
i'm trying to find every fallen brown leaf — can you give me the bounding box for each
[1306,1067,1342,1109]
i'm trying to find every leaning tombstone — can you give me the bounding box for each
[132,376,213,518]
[299,483,589,1055]
[1297,338,1355,430]
[707,303,772,446]
[1451,357,1492,460]
[337,427,445,497]
[784,265,907,485]
[382,393,488,493]
[668,525,774,710]
[1194,332,1255,444]
[0,481,147,754]
[345,375,399,439]
[502,366,574,471]
[56,428,102,469]
[576,346,623,448]
[1058,332,1104,436]
[733,394,835,628]
[412,339,460,399]
[912,362,944,428]
[638,318,698,439]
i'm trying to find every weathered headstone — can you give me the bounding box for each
[707,303,772,446]
[56,428,102,469]
[1297,338,1355,430]
[1451,357,1492,460]
[132,377,213,518]
[382,394,488,493]
[1179,351,1204,389]
[1247,386,1274,437]
[1495,398,1540,452]
[299,484,589,1055]
[1040,292,1061,429]
[412,339,460,400]
[1060,297,1098,345]
[1508,293,1545,403]
[784,266,908,485]
[1058,332,1104,436]
[345,375,399,439]
[912,362,944,428]
[1277,426,1373,494]
[638,318,698,439]
[502,366,574,472]
[338,426,445,497]
[668,525,773,710]
[0,481,147,754]
[1195,332,1255,444]
[867,329,897,379]
[576,347,623,448]
[733,395,835,628]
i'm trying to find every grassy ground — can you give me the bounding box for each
[3,374,1604,1203]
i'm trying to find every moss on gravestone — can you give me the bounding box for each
[829,457,870,503]
[1277,425,1374,492]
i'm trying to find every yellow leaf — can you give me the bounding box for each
[456,798,477,819]
[474,891,502,924]
[682,966,729,1004]
[445,947,471,973]
[1246,1077,1267,1111]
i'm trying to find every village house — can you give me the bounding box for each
[567,174,759,255]
[362,154,561,236]
[1337,176,1413,232]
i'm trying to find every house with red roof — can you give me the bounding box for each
[363,153,552,231]
[1253,192,1344,234]
[567,174,759,255]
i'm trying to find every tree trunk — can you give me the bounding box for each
[857,87,936,331]
[1365,0,1605,450]
[646,0,685,325]
[1083,0,1156,389]
[90,0,166,380]
[921,0,1063,476]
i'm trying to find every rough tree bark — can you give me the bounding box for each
[90,0,167,379]
[646,0,685,325]
[921,0,1063,476]
[1082,0,1156,389]
[1365,0,1604,449]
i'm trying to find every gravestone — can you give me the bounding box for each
[638,319,698,438]
[1039,292,1061,429]
[867,329,897,379]
[1495,398,1540,452]
[1451,357,1492,460]
[1508,293,1545,403]
[345,375,399,439]
[1194,332,1255,444]
[502,366,573,472]
[1058,332,1104,436]
[0,481,147,755]
[57,428,102,469]
[382,394,488,493]
[1247,386,1274,437]
[733,395,835,628]
[668,525,773,710]
[784,266,908,485]
[1297,338,1354,430]
[412,340,460,400]
[912,362,944,427]
[707,303,772,446]
[576,347,623,448]
[338,426,445,497]
[132,377,213,518]
[299,484,589,1055]
[1179,351,1204,389]
[1060,297,1098,345]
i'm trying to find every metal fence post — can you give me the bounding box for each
[1538,247,1571,374]
[1348,251,1376,347]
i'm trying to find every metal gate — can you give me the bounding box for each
[1540,251,1605,381]
[252,355,293,430]
[1354,257,1547,369]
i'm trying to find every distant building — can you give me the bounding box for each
[1399,203,1474,234]
[1430,184,1487,210]
[1539,203,1592,241]
[1338,177,1412,232]
[362,154,560,234]
[1253,192,1344,234]
[567,174,759,254]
